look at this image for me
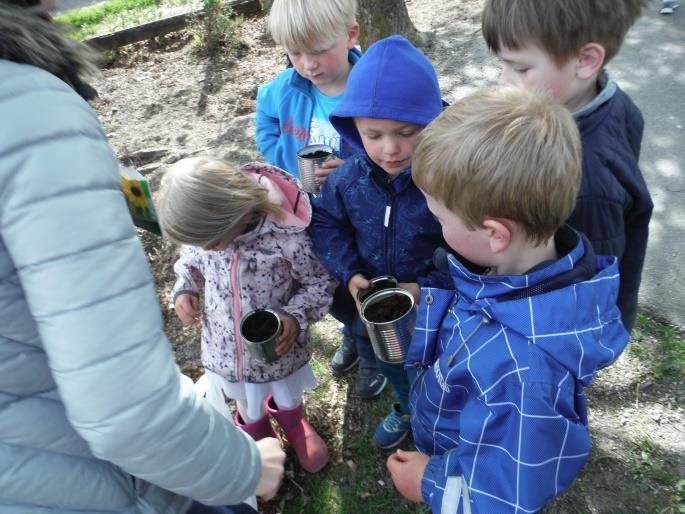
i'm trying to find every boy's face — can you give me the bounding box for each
[287,24,359,96]
[423,193,493,267]
[354,117,422,176]
[496,44,592,112]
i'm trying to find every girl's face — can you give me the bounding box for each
[286,24,359,96]
[354,117,422,176]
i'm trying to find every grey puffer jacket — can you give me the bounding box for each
[0,7,260,513]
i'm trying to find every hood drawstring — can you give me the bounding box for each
[446,314,491,366]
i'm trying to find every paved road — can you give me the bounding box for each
[610,3,685,328]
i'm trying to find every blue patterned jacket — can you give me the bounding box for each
[407,228,629,513]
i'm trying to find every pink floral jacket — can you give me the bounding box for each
[171,163,337,383]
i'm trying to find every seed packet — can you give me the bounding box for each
[119,166,161,235]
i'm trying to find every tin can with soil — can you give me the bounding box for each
[296,144,334,194]
[240,309,282,364]
[359,288,416,364]
[356,275,399,304]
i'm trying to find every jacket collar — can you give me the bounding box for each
[0,5,98,100]
[446,225,593,304]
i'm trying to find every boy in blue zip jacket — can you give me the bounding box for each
[255,0,361,184]
[481,0,653,332]
[310,36,449,449]
[387,86,630,513]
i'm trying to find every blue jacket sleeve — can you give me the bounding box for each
[421,384,591,513]
[309,162,374,287]
[255,80,281,165]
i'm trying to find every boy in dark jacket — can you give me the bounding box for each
[482,0,654,331]
[388,86,629,513]
[310,36,447,449]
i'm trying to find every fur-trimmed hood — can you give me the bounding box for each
[0,4,98,99]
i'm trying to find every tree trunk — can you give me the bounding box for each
[357,0,422,50]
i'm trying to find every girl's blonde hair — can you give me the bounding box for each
[157,157,282,247]
[268,0,357,51]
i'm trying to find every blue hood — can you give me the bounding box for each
[330,35,443,156]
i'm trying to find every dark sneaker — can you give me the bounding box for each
[330,331,359,375]
[374,403,411,449]
[355,368,387,400]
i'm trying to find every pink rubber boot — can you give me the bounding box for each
[265,396,329,473]
[233,410,279,441]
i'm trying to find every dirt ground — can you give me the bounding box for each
[87,1,684,512]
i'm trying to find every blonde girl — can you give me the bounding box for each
[157,157,336,473]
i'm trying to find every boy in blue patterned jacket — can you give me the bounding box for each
[255,0,361,183]
[310,36,448,449]
[481,0,653,332]
[387,87,630,513]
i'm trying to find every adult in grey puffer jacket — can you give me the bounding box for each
[0,6,283,513]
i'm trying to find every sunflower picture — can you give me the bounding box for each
[120,176,149,211]
[119,166,161,234]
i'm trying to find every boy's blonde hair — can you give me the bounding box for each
[268,0,357,51]
[157,157,282,248]
[482,0,648,66]
[413,86,581,245]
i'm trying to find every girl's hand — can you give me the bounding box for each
[275,312,300,356]
[386,449,429,503]
[314,157,344,185]
[348,274,371,309]
[174,294,200,325]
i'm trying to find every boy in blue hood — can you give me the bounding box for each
[387,86,629,513]
[310,36,448,449]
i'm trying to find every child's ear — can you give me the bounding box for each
[483,218,512,254]
[576,43,605,80]
[347,23,360,47]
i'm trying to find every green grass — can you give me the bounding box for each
[55,0,193,40]
[629,313,685,380]
[633,436,685,513]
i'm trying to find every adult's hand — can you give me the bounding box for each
[254,437,286,501]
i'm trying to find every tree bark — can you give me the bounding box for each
[357,0,422,50]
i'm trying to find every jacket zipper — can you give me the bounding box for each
[384,192,395,274]
[230,250,244,381]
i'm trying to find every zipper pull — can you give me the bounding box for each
[384,205,391,227]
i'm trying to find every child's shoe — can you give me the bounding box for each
[266,396,329,473]
[374,403,411,449]
[330,328,360,375]
[355,367,387,399]
[233,411,279,441]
